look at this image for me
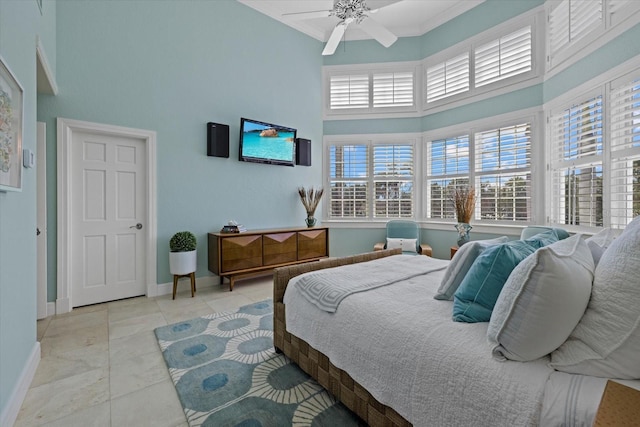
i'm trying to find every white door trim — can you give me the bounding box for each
[56,118,157,313]
[36,122,47,319]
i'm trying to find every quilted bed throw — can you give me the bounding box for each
[293,255,446,312]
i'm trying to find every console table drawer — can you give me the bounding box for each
[263,232,297,266]
[220,235,262,272]
[298,229,328,260]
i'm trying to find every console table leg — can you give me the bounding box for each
[229,276,235,292]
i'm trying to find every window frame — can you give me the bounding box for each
[421,10,543,113]
[545,0,640,74]
[323,62,421,119]
[324,134,420,221]
[546,64,640,232]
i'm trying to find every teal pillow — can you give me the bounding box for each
[524,229,560,249]
[453,240,536,323]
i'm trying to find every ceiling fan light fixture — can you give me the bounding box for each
[329,0,370,25]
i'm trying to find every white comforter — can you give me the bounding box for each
[284,255,553,426]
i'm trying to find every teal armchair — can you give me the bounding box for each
[374,220,432,256]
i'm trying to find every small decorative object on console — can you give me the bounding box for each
[220,220,247,233]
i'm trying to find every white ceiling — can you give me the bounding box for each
[238,0,485,43]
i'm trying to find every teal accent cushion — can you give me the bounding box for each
[452,240,536,323]
[523,229,560,249]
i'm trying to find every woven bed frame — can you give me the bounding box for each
[273,248,412,427]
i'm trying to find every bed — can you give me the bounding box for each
[273,220,640,426]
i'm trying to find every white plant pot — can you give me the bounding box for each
[169,250,197,275]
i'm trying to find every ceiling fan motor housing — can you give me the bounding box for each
[330,0,370,24]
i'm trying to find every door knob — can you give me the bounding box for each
[130,223,143,230]
[36,227,41,236]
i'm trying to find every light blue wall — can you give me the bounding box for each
[0,0,55,418]
[37,0,324,296]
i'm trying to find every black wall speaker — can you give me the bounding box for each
[295,138,311,166]
[207,122,230,158]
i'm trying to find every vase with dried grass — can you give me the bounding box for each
[298,186,324,227]
[452,186,476,246]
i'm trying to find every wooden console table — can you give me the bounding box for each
[208,226,329,291]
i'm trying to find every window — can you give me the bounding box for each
[549,95,604,227]
[373,72,414,108]
[327,68,416,112]
[330,75,369,110]
[329,144,369,218]
[475,26,533,88]
[425,53,470,103]
[609,76,640,227]
[475,123,532,221]
[425,135,470,218]
[423,121,533,223]
[549,0,603,58]
[373,144,414,217]
[328,140,415,219]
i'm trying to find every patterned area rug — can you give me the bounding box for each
[154,300,364,427]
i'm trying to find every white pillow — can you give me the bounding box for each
[487,234,594,361]
[550,215,640,379]
[434,236,509,300]
[585,228,620,266]
[386,237,417,253]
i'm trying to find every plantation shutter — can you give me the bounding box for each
[609,77,640,228]
[549,96,604,227]
[549,0,602,59]
[330,75,369,109]
[373,72,414,108]
[373,144,414,217]
[475,123,532,221]
[475,26,532,88]
[425,135,470,219]
[425,53,470,103]
[329,144,369,218]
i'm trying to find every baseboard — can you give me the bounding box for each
[56,297,71,314]
[152,275,220,297]
[0,342,40,427]
[46,302,56,317]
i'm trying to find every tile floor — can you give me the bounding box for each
[15,275,273,427]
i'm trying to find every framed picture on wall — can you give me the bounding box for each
[0,54,24,192]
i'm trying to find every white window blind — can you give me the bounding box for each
[609,78,640,228]
[425,135,470,219]
[329,144,369,218]
[549,96,604,227]
[475,123,532,221]
[329,75,369,109]
[549,0,603,57]
[373,72,414,108]
[475,26,532,88]
[425,53,470,103]
[373,144,414,217]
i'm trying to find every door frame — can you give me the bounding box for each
[36,122,47,319]
[56,118,157,313]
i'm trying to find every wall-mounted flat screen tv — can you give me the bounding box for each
[239,118,297,167]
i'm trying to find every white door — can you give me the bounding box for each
[70,131,147,306]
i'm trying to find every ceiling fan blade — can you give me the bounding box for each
[322,23,347,56]
[282,9,332,21]
[359,17,397,48]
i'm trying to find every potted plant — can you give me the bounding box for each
[169,231,197,275]
[452,185,476,246]
[298,186,324,227]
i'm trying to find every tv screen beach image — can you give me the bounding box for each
[242,121,295,162]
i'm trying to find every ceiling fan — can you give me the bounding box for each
[284,0,399,56]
